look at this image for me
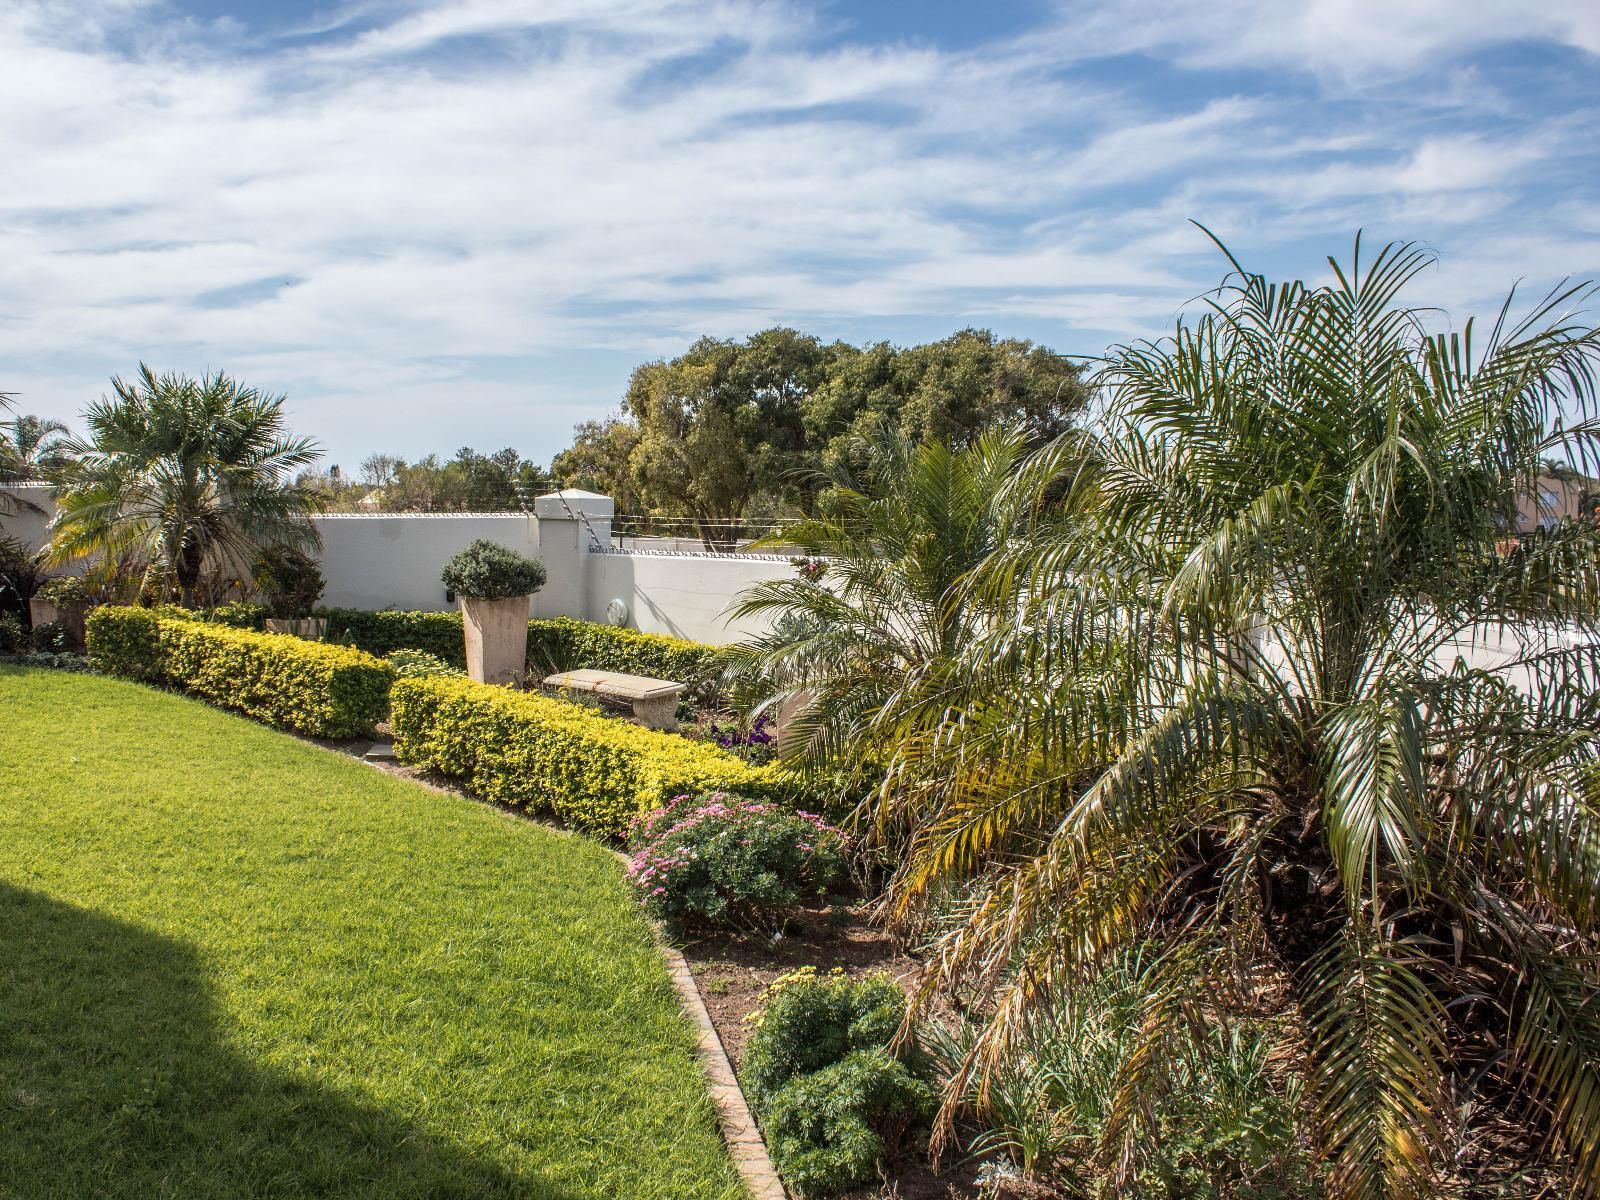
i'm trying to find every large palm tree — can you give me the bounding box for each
[49,366,322,604]
[764,240,1600,1196]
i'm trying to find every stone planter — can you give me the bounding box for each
[264,617,329,641]
[29,597,88,651]
[460,594,532,686]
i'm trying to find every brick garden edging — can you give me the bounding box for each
[660,944,789,1200]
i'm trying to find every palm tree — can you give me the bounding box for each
[2,413,73,481]
[49,366,322,604]
[727,425,1038,790]
[778,240,1600,1196]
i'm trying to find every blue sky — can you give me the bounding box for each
[3,0,1598,472]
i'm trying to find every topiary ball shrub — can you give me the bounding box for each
[743,967,933,1198]
[440,540,547,601]
[626,792,848,933]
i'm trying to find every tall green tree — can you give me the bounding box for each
[588,326,1085,545]
[49,366,322,604]
[747,240,1600,1196]
[626,328,838,548]
[550,416,645,514]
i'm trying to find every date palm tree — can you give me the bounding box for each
[875,238,1600,1197]
[48,366,322,604]
[726,424,1037,792]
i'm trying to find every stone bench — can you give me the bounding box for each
[542,668,685,730]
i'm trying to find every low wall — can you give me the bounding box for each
[587,549,794,643]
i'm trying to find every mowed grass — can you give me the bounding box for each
[0,666,745,1200]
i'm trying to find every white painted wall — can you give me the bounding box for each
[587,549,796,643]
[313,513,542,613]
[0,485,55,553]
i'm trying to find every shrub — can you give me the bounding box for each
[322,608,732,701]
[384,648,463,679]
[390,675,777,836]
[0,613,26,654]
[29,622,69,652]
[744,968,933,1198]
[626,792,847,932]
[320,608,467,665]
[200,600,270,630]
[253,545,325,618]
[440,539,547,600]
[37,575,90,606]
[527,616,730,702]
[87,606,394,738]
[763,1052,933,1199]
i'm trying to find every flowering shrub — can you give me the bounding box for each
[626,792,848,932]
[691,711,777,764]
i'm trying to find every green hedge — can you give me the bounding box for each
[321,608,731,700]
[87,607,394,739]
[320,608,467,665]
[527,617,729,701]
[390,675,775,836]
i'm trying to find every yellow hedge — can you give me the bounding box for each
[86,606,394,739]
[389,675,777,836]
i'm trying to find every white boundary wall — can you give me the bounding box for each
[1,485,789,643]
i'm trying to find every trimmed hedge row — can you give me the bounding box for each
[87,607,394,738]
[390,675,775,836]
[320,607,466,664]
[528,617,729,701]
[320,608,731,699]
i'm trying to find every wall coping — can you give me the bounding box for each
[600,547,794,563]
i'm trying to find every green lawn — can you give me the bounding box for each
[0,666,745,1200]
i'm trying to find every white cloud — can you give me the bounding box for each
[0,0,1595,464]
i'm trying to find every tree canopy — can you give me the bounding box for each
[551,327,1088,548]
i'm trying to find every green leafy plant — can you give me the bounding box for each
[925,948,1315,1197]
[29,621,69,652]
[383,648,463,679]
[744,967,933,1197]
[0,613,26,654]
[439,539,547,600]
[320,608,466,663]
[87,606,393,738]
[389,675,778,836]
[626,792,847,932]
[252,545,325,619]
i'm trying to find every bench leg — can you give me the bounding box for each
[632,695,678,731]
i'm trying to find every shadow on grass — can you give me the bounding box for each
[0,883,569,1199]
